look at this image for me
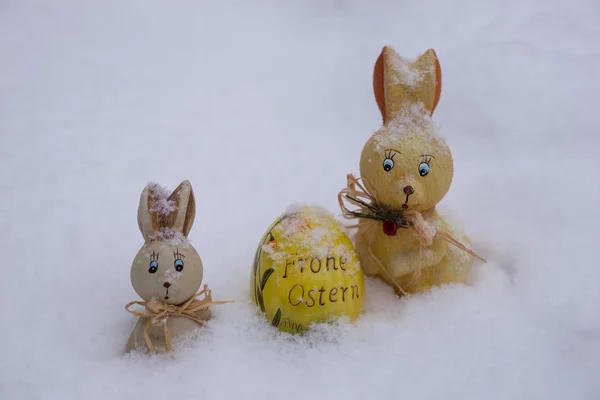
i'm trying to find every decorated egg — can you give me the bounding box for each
[250,205,364,334]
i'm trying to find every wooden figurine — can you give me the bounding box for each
[126,180,230,353]
[339,46,485,296]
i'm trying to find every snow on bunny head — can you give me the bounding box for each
[131,180,204,305]
[359,46,453,212]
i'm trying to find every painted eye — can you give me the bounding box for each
[419,162,430,177]
[149,260,158,273]
[383,159,394,172]
[174,259,184,272]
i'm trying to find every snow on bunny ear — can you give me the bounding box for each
[373,46,442,123]
[137,180,196,242]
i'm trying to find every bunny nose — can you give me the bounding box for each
[163,282,171,288]
[403,186,414,195]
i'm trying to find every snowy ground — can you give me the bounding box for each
[1,1,599,399]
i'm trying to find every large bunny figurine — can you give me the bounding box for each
[339,46,485,296]
[126,180,229,353]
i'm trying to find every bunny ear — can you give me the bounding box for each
[137,180,196,241]
[138,184,159,241]
[374,46,442,123]
[429,49,442,114]
[169,180,195,238]
[373,50,387,123]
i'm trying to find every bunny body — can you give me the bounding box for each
[356,211,473,293]
[127,311,211,353]
[126,180,212,353]
[352,47,474,295]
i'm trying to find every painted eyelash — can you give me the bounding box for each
[421,156,433,165]
[150,251,159,261]
[173,248,185,259]
[385,150,397,159]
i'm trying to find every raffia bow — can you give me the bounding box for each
[338,174,486,294]
[125,284,233,353]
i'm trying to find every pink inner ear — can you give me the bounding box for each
[373,48,387,123]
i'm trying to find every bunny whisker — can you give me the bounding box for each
[338,171,486,296]
[338,174,411,229]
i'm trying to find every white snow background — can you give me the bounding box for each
[1,1,599,399]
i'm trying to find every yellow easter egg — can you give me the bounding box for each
[250,205,364,334]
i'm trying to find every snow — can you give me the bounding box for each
[1,1,599,399]
[147,228,190,248]
[373,102,448,155]
[387,50,433,88]
[146,182,177,216]
[267,205,355,262]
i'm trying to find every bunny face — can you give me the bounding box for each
[131,242,203,305]
[361,46,452,212]
[131,180,203,305]
[360,124,453,212]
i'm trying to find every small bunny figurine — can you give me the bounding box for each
[126,180,230,353]
[339,46,485,295]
